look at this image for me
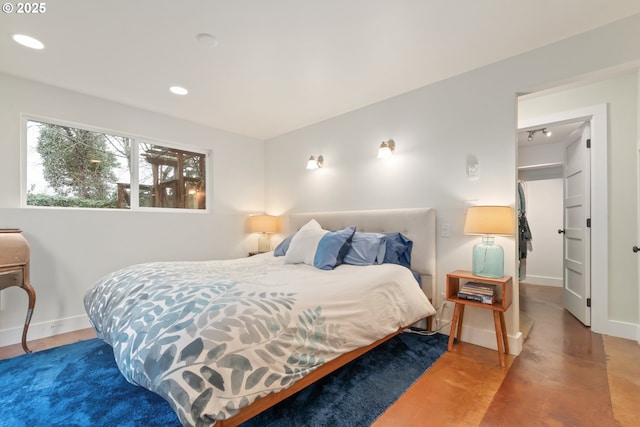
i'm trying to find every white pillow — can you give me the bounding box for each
[298,219,322,232]
[284,219,328,265]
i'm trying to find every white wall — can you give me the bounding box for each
[518,140,565,169]
[265,14,640,352]
[0,73,265,345]
[519,72,639,327]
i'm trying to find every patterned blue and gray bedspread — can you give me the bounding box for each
[84,254,435,427]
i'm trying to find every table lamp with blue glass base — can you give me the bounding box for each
[464,206,515,278]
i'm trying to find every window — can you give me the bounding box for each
[25,119,208,210]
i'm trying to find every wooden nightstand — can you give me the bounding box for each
[446,270,512,367]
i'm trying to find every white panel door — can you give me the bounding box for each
[562,124,591,326]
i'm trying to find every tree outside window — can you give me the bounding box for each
[26,119,207,210]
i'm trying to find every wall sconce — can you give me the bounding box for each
[467,155,479,181]
[377,139,396,159]
[306,155,324,169]
[248,214,281,253]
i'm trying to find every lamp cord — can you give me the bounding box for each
[405,298,451,336]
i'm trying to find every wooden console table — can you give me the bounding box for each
[0,229,36,353]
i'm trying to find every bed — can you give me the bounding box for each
[84,208,437,427]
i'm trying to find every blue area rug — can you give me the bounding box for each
[0,331,447,426]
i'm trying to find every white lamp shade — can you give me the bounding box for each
[306,155,324,169]
[377,146,393,159]
[377,139,395,159]
[464,206,515,236]
[306,156,319,169]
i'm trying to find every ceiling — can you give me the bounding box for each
[2,1,640,140]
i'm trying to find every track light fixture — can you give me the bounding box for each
[527,128,552,141]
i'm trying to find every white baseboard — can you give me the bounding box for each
[521,275,562,287]
[458,324,523,356]
[592,316,639,341]
[0,314,91,347]
[510,331,524,355]
[442,322,523,356]
[605,320,640,340]
[439,302,523,356]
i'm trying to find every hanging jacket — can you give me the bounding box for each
[517,181,533,260]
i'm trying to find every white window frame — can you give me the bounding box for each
[21,114,211,213]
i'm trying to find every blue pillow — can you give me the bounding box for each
[274,235,294,257]
[343,232,387,266]
[383,233,413,269]
[314,226,356,270]
[411,270,422,286]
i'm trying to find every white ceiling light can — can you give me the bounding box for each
[196,33,219,47]
[11,34,45,50]
[169,86,188,95]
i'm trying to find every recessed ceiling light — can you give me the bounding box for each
[12,34,44,50]
[196,33,218,47]
[169,86,188,95]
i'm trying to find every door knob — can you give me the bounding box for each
[633,246,639,253]
[558,229,565,234]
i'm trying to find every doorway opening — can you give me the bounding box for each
[517,101,608,335]
[518,118,591,327]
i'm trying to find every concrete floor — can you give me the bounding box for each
[374,283,640,426]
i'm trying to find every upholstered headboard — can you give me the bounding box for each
[288,208,436,299]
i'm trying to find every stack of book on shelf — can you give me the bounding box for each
[457,281,496,305]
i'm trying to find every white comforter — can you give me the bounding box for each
[84,253,435,427]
